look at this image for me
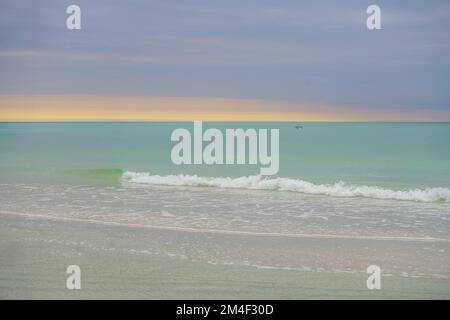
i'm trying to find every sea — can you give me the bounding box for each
[0,122,449,238]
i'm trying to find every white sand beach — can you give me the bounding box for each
[1,211,449,299]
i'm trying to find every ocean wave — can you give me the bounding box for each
[122,171,450,203]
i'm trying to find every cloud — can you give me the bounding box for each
[0,0,448,110]
[0,50,158,64]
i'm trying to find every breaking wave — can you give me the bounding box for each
[122,171,450,203]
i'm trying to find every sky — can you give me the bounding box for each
[0,0,449,121]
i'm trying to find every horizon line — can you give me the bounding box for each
[1,120,449,123]
[1,95,449,122]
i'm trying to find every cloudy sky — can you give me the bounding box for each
[0,0,449,120]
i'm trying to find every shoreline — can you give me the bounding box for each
[1,210,448,243]
[0,211,449,299]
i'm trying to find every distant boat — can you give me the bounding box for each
[295,125,303,130]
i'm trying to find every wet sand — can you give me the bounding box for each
[0,212,449,299]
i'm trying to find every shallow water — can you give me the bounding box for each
[0,122,449,297]
[1,182,449,241]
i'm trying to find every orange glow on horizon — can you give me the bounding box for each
[0,95,448,122]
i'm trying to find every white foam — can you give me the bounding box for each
[122,171,450,203]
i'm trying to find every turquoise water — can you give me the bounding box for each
[1,122,449,189]
[1,122,449,293]
[0,121,449,247]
